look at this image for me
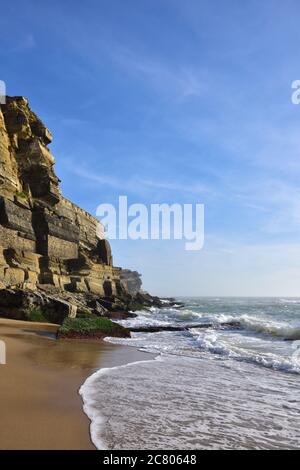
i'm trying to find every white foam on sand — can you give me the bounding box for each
[79,353,300,450]
[80,298,300,450]
[79,357,161,450]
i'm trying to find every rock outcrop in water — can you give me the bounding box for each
[0,97,162,326]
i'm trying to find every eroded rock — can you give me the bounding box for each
[0,96,158,327]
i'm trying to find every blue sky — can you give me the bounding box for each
[2,0,300,296]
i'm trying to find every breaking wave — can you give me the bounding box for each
[216,314,300,340]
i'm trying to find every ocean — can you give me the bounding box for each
[80,297,300,450]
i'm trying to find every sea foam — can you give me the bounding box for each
[80,353,300,450]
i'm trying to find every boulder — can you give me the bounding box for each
[0,288,77,324]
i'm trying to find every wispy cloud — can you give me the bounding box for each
[240,179,300,234]
[70,165,214,197]
[60,117,90,127]
[111,46,206,100]
[62,21,207,101]
[11,33,36,52]
[138,177,215,195]
[71,166,122,190]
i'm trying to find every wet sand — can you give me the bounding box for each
[0,318,152,450]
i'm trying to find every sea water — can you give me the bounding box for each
[80,298,300,450]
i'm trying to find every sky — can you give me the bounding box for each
[1,0,300,296]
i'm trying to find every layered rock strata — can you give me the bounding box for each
[0,97,125,319]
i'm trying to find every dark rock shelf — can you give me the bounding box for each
[129,321,242,333]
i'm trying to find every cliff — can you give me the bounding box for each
[0,96,166,331]
[0,97,136,323]
[120,269,142,295]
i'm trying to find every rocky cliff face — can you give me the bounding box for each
[0,97,125,317]
[120,269,142,295]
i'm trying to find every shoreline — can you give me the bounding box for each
[80,354,161,450]
[0,318,153,450]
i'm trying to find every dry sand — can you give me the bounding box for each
[0,318,151,450]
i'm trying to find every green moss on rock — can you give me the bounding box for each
[15,190,29,199]
[58,315,130,339]
[25,306,47,322]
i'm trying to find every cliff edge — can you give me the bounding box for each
[0,97,162,328]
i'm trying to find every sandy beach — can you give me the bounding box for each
[0,318,151,450]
